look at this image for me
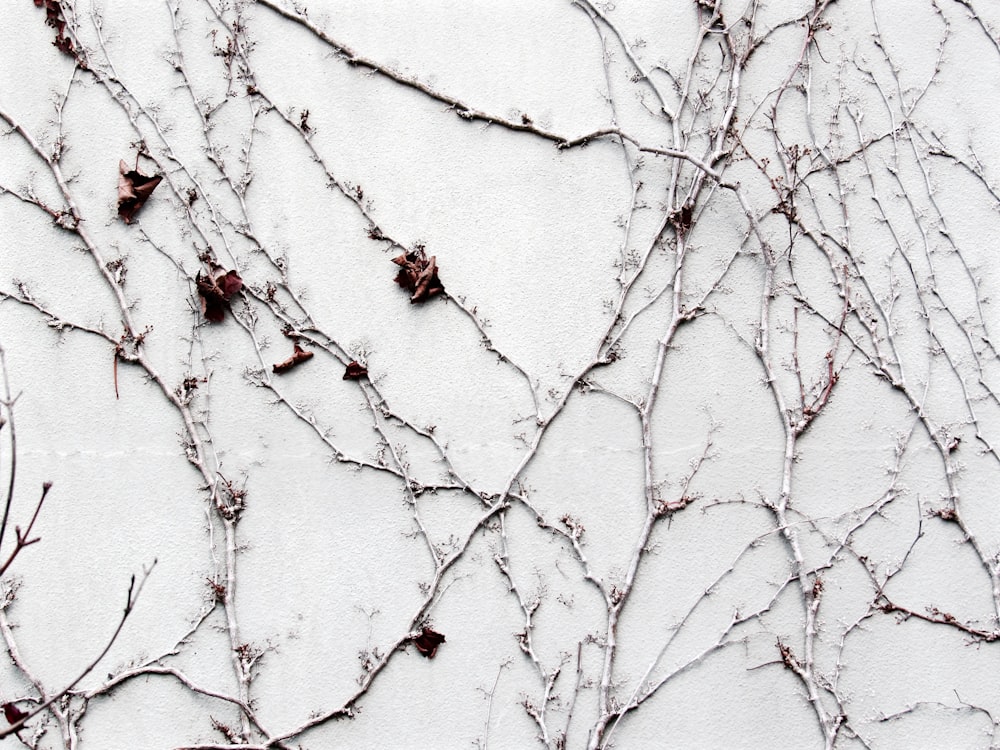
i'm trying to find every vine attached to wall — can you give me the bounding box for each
[1,1,999,748]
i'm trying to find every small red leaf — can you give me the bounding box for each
[413,627,445,658]
[272,343,314,374]
[217,270,243,298]
[343,361,368,380]
[196,269,243,323]
[3,702,27,726]
[117,160,163,224]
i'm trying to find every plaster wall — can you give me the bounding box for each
[1,1,999,748]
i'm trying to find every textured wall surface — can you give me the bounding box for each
[1,1,999,748]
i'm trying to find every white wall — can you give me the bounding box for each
[1,1,999,748]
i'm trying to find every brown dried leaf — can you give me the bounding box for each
[118,160,163,224]
[413,627,446,658]
[196,269,243,323]
[272,343,314,374]
[343,361,368,380]
[3,701,27,726]
[391,249,444,303]
[216,270,243,298]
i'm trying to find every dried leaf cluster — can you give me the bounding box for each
[392,248,444,303]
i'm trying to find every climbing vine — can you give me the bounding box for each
[1,0,999,747]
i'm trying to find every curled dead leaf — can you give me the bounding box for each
[196,269,243,322]
[3,701,27,726]
[118,160,163,224]
[33,0,81,63]
[392,248,444,303]
[343,361,368,380]
[273,343,314,374]
[413,627,445,658]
